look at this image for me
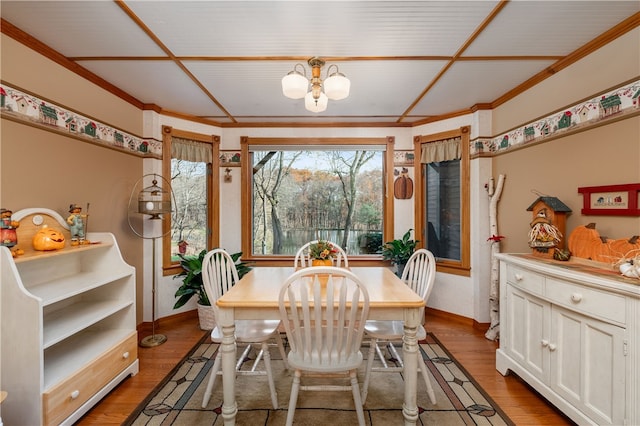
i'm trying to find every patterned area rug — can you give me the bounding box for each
[125,333,513,425]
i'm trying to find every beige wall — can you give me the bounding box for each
[489,27,640,255]
[493,116,640,254]
[1,36,145,323]
[0,35,143,135]
[492,27,640,135]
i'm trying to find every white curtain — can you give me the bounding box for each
[420,137,461,163]
[171,136,212,163]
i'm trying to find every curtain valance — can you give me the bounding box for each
[420,137,461,163]
[171,136,212,163]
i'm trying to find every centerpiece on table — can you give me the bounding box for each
[309,240,338,266]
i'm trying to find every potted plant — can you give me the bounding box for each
[173,249,252,329]
[381,229,419,277]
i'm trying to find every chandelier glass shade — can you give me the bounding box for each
[282,57,350,113]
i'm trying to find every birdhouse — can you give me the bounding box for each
[526,196,572,258]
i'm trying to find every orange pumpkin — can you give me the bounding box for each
[32,225,66,251]
[567,223,613,262]
[609,235,640,258]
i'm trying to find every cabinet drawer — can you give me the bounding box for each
[43,332,138,426]
[546,278,626,324]
[506,265,544,295]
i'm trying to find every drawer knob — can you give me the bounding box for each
[541,339,549,347]
[122,351,130,360]
[70,390,80,400]
[514,273,524,281]
[570,293,583,303]
[548,343,557,352]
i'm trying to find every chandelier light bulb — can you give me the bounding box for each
[281,69,308,99]
[324,66,350,100]
[305,91,328,113]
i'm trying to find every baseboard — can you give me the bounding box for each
[425,307,490,331]
[141,308,491,334]
[137,309,198,335]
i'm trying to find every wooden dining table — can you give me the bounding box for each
[215,266,425,425]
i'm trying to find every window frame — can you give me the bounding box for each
[240,136,395,266]
[162,125,220,276]
[413,126,470,276]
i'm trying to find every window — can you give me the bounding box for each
[162,126,219,275]
[241,137,395,264]
[413,127,470,276]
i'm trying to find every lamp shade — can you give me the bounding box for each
[282,72,308,99]
[324,73,350,100]
[305,91,328,113]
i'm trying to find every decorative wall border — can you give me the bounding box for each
[2,79,638,161]
[471,79,640,156]
[0,83,161,158]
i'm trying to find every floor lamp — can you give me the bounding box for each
[128,173,174,348]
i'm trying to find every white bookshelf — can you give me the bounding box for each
[0,208,138,426]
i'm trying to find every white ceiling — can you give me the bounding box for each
[1,1,638,126]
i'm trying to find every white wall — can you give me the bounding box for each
[412,113,494,321]
[148,117,494,322]
[149,121,422,319]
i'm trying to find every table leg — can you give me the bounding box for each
[402,307,421,425]
[218,308,238,425]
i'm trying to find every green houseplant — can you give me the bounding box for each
[381,229,419,277]
[173,249,252,328]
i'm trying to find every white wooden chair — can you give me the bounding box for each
[361,248,437,405]
[278,266,370,426]
[200,248,288,409]
[293,240,349,268]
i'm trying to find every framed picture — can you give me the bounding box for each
[393,150,415,166]
[578,183,640,216]
[220,151,241,167]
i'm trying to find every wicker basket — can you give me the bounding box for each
[197,303,216,330]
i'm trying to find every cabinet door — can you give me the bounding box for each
[552,307,625,426]
[505,284,550,383]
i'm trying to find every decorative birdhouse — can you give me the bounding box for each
[526,196,572,259]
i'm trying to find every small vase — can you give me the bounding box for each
[312,259,333,267]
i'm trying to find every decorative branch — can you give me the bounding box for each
[485,174,505,341]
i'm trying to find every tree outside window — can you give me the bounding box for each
[161,126,219,275]
[241,137,395,263]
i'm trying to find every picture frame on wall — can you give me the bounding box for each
[393,150,415,166]
[220,151,241,167]
[578,183,640,216]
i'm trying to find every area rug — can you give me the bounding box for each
[124,333,513,425]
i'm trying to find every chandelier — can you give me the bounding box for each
[281,57,350,113]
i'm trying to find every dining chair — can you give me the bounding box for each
[361,248,437,405]
[278,266,370,426]
[293,240,349,268]
[200,248,288,409]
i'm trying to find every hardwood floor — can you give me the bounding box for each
[76,309,575,425]
[425,310,575,426]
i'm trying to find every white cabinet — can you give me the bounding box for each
[1,208,138,426]
[496,254,639,426]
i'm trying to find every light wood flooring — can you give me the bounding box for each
[76,309,575,425]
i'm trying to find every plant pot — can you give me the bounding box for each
[197,302,216,331]
[311,259,333,267]
[395,262,406,278]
